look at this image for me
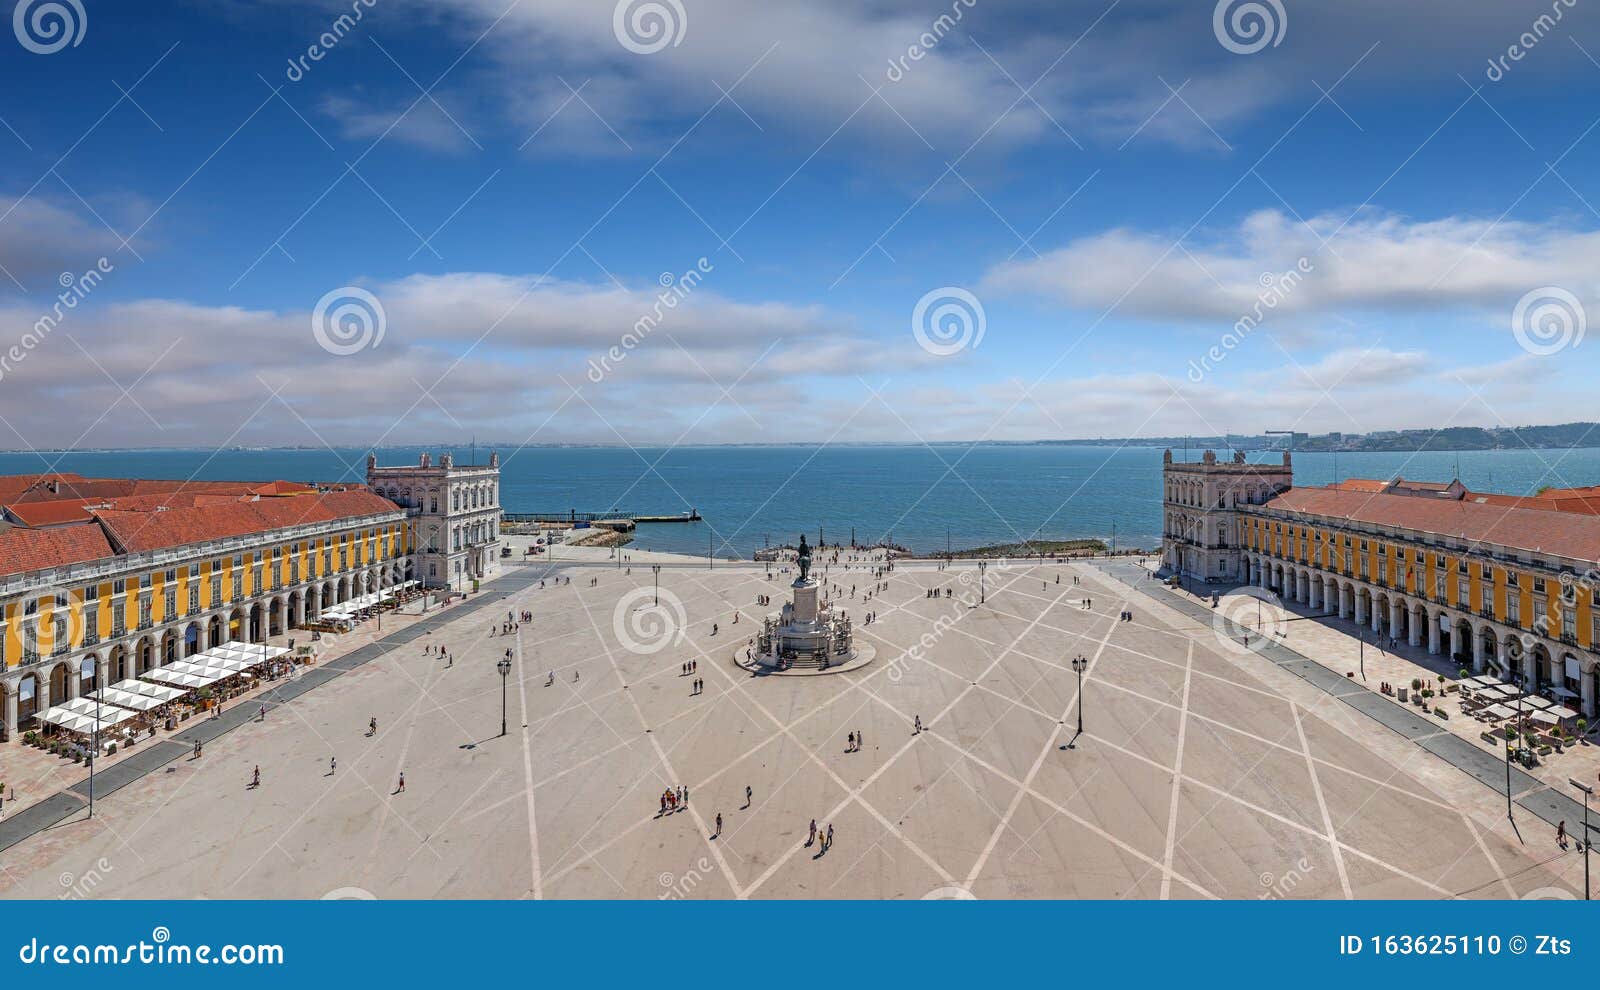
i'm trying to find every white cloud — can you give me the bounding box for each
[985,209,1600,342]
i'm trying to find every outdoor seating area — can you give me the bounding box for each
[1459,675,1589,767]
[15,640,292,761]
[302,580,422,632]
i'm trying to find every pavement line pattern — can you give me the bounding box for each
[1091,559,1589,832]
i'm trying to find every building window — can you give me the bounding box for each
[1508,594,1521,626]
[188,585,199,614]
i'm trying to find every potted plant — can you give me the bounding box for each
[1578,717,1589,740]
[1411,678,1423,694]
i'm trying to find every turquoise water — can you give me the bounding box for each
[3,445,1598,558]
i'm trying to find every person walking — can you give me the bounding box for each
[330,755,337,775]
[826,823,834,851]
[745,785,753,808]
[807,818,817,846]
[1558,820,1569,850]
[714,812,723,838]
[396,771,406,793]
[250,765,260,788]
[368,716,377,736]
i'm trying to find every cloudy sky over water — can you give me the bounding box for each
[1,0,1599,449]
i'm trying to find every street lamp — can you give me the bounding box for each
[652,564,661,606]
[1067,654,1089,749]
[978,561,987,605]
[1570,778,1593,900]
[496,657,511,738]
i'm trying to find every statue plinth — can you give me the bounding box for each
[790,579,819,625]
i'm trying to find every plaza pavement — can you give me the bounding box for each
[0,555,1585,899]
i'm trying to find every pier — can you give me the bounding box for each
[501,509,701,525]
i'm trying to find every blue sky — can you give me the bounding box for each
[1,0,1598,448]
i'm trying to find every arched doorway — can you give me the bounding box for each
[185,621,201,657]
[135,636,154,673]
[49,662,69,703]
[109,644,127,682]
[79,653,100,695]
[161,629,178,666]
[18,673,40,725]
[209,613,225,647]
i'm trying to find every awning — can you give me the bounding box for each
[36,699,136,734]
[107,678,187,703]
[86,687,167,712]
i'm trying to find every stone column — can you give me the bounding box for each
[1523,649,1539,692]
[1354,593,1367,626]
[1428,613,1441,655]
[1498,637,1512,675]
[1309,581,1321,611]
[1390,601,1403,642]
[3,684,16,738]
[1408,607,1422,648]
[98,656,110,690]
[1582,667,1596,720]
[66,659,81,700]
[1471,631,1486,674]
[1370,601,1382,634]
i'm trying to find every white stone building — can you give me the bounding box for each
[367,451,503,591]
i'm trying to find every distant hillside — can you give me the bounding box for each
[1027,422,1600,453]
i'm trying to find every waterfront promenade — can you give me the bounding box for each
[0,555,1582,899]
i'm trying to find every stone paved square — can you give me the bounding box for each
[0,557,1584,899]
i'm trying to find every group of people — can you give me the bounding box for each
[658,786,689,816]
[806,818,835,855]
[846,729,865,752]
[1117,609,1134,622]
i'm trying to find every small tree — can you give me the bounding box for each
[1578,717,1589,738]
[1411,678,1423,693]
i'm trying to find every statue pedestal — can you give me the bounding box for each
[791,579,819,625]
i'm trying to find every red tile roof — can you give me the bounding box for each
[0,524,114,579]
[93,489,401,554]
[1263,486,1600,562]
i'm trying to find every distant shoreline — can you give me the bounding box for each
[9,436,1600,455]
